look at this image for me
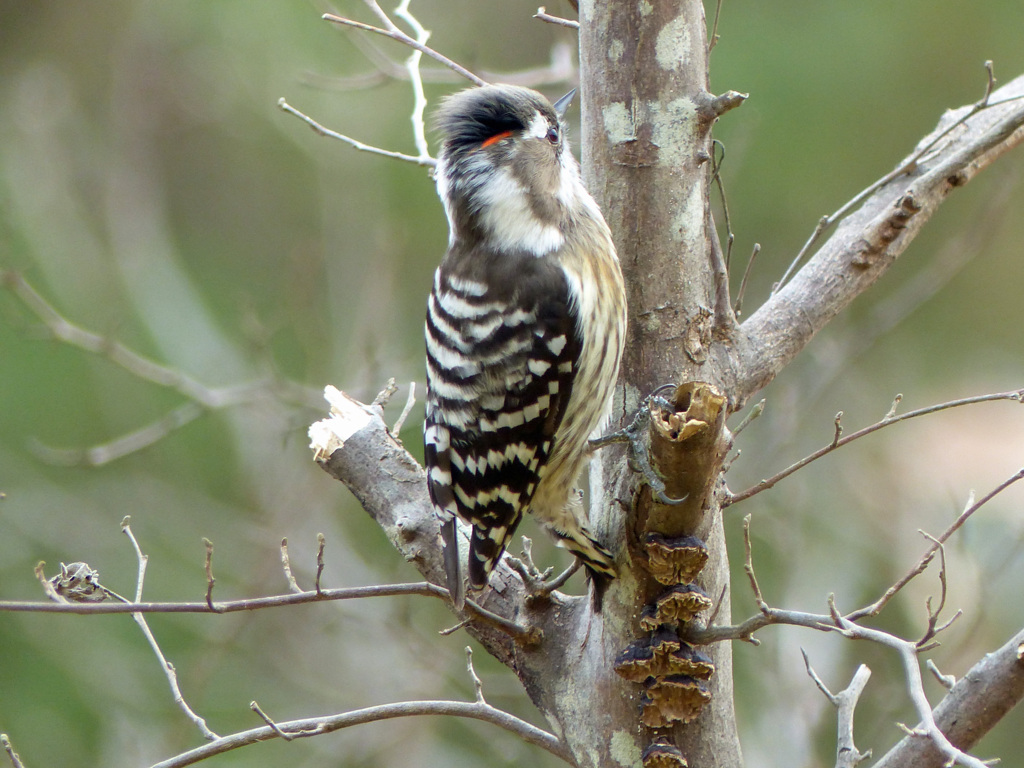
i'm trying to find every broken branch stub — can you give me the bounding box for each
[644,381,729,537]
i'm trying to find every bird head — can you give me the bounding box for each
[433,84,585,256]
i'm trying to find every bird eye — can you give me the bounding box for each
[546,126,559,144]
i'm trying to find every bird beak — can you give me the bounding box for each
[553,89,577,119]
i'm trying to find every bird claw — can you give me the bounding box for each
[590,387,688,506]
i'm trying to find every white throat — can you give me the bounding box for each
[437,154,568,258]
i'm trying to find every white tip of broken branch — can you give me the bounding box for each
[309,386,376,461]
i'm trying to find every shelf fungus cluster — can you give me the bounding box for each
[613,382,728,765]
[641,737,689,768]
[615,535,715,764]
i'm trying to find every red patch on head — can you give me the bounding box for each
[480,130,513,149]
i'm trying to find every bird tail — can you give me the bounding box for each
[553,527,616,580]
[553,527,615,612]
[441,516,465,611]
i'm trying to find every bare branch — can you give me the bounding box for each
[732,71,1024,407]
[7,570,537,643]
[831,610,993,768]
[29,402,205,467]
[731,398,764,437]
[916,532,960,649]
[875,628,1024,768]
[848,467,1024,621]
[802,652,872,768]
[149,698,573,768]
[801,649,839,706]
[708,0,724,51]
[774,62,1021,292]
[727,389,1024,506]
[309,39,575,89]
[1,272,320,465]
[830,411,843,448]
[693,472,1016,645]
[2,581,447,614]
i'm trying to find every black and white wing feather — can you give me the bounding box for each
[424,251,580,606]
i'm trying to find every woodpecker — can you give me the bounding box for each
[424,84,626,608]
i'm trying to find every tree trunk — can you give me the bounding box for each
[577,1,743,766]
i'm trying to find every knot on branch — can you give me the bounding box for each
[852,192,923,267]
[696,89,749,125]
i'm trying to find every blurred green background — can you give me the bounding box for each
[2,1,1023,766]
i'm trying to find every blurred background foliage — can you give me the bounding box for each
[1,1,1023,766]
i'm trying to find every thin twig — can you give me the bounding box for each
[465,647,487,704]
[322,11,486,86]
[3,582,540,644]
[733,242,760,316]
[29,402,205,467]
[202,538,220,612]
[439,618,471,637]
[315,533,327,595]
[708,0,724,51]
[278,98,435,167]
[280,538,303,594]
[847,468,1024,622]
[122,520,220,740]
[802,649,839,706]
[121,516,148,602]
[312,38,574,89]
[710,140,734,269]
[700,469,1024,644]
[534,6,579,29]
[1,733,26,768]
[1,582,449,614]
[464,598,543,645]
[391,382,417,436]
[250,702,295,742]
[372,378,399,408]
[830,411,844,448]
[916,531,955,649]
[926,659,956,691]
[726,389,1024,506]
[393,0,431,160]
[732,399,764,437]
